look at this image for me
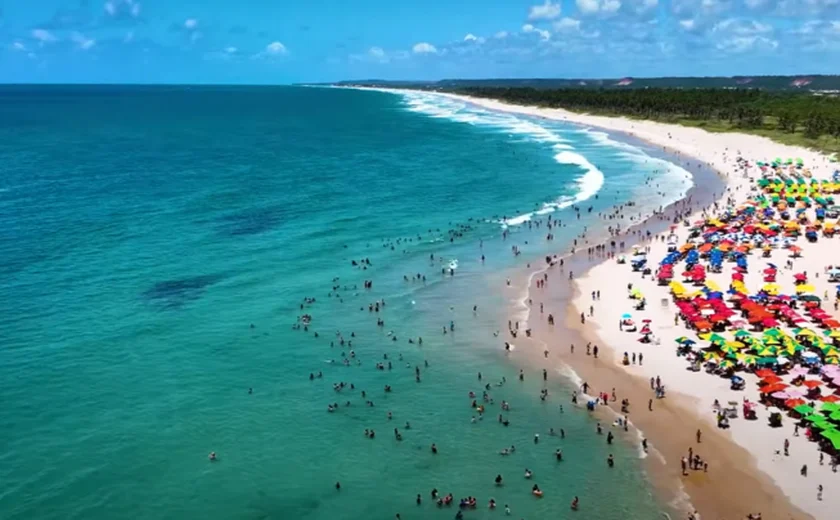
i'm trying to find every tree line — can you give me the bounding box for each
[449,87,840,141]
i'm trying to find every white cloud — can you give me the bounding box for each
[494,31,509,39]
[576,0,621,14]
[717,35,778,52]
[31,29,57,43]
[744,0,769,7]
[412,42,437,54]
[528,1,562,21]
[225,46,238,54]
[553,17,582,31]
[463,33,486,44]
[363,47,391,63]
[713,18,773,35]
[124,31,134,43]
[679,18,696,30]
[184,18,198,30]
[11,41,27,51]
[71,32,96,50]
[266,41,287,54]
[673,0,732,15]
[104,0,142,19]
[522,23,551,40]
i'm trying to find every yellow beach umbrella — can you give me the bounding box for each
[762,283,781,295]
[795,284,816,294]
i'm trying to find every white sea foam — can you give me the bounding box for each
[396,90,697,230]
[580,126,695,210]
[398,91,612,227]
[502,151,606,227]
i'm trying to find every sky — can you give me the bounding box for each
[1,0,839,84]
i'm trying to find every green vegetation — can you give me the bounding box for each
[335,75,840,92]
[450,87,840,155]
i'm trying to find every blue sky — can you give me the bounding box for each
[1,0,839,83]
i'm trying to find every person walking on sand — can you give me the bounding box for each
[696,429,702,443]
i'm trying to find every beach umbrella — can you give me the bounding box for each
[786,398,807,408]
[721,345,739,356]
[756,368,776,378]
[734,330,752,339]
[764,328,784,338]
[794,404,815,415]
[821,430,840,450]
[821,402,840,413]
[708,333,727,344]
[622,313,632,319]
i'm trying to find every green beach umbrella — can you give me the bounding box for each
[795,404,815,415]
[757,357,777,366]
[709,333,727,344]
[820,429,840,450]
[721,345,739,356]
[734,330,752,338]
[821,402,840,413]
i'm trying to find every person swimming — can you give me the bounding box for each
[524,468,533,479]
[495,474,503,485]
[208,451,217,461]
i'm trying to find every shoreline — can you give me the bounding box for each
[413,90,831,518]
[447,94,835,519]
[350,85,829,518]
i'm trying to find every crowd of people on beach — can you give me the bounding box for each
[203,146,840,520]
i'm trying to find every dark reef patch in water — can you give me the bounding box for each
[142,274,224,309]
[217,206,286,237]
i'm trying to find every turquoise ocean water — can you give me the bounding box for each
[0,86,693,520]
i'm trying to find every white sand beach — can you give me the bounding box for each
[423,91,838,519]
